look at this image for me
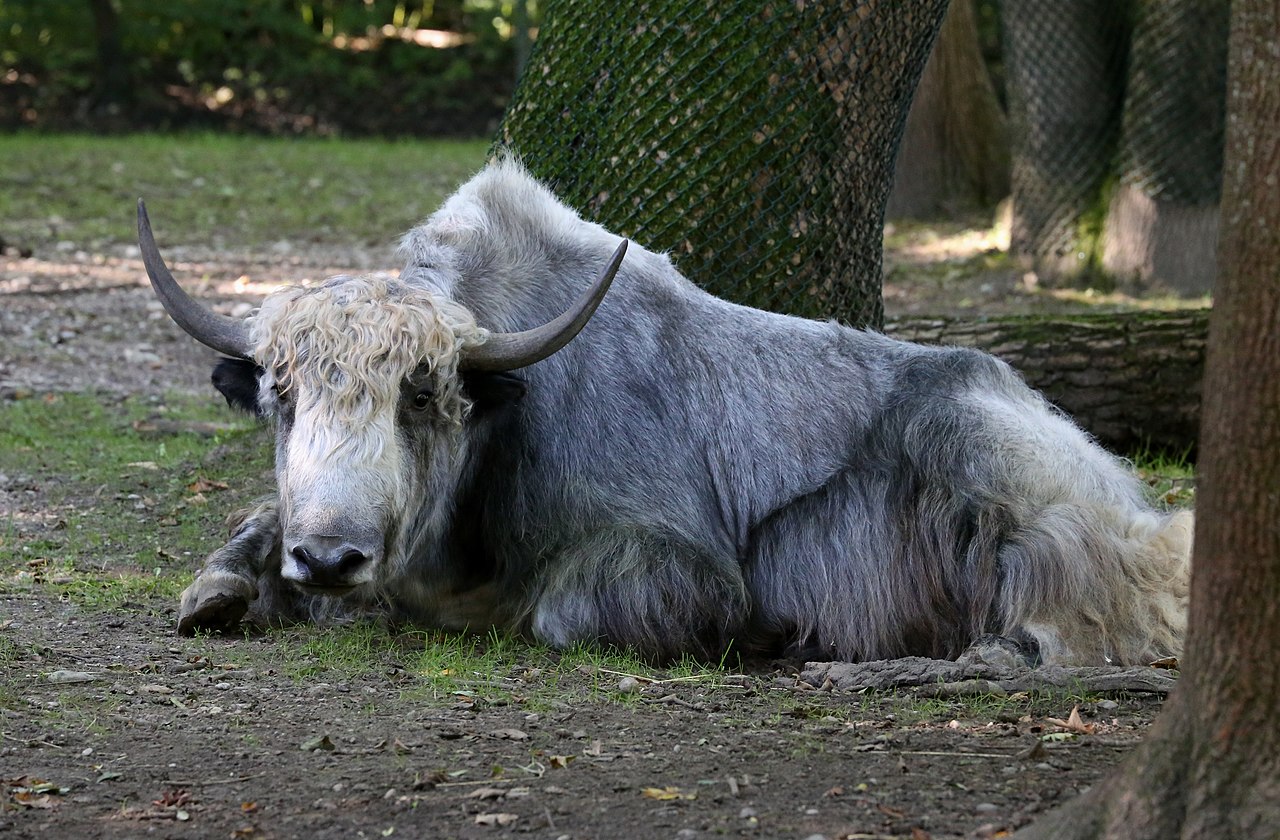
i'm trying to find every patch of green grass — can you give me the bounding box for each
[878,687,1106,726]
[1129,446,1196,509]
[0,391,270,601]
[45,568,191,611]
[257,619,732,710]
[0,133,490,251]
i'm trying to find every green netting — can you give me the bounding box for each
[1119,0,1229,206]
[498,0,949,328]
[1002,0,1229,274]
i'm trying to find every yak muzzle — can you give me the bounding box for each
[283,535,380,591]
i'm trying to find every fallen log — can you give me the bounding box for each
[885,309,1209,455]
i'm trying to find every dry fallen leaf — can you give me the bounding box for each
[1046,705,1096,735]
[548,754,575,769]
[300,734,336,752]
[153,788,193,808]
[489,728,528,741]
[474,812,518,827]
[187,477,229,493]
[467,787,509,801]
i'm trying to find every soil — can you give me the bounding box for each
[1,244,1182,839]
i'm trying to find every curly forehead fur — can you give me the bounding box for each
[248,273,486,425]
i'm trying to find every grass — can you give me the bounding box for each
[256,620,732,710]
[0,133,490,251]
[1129,446,1197,509]
[0,391,270,597]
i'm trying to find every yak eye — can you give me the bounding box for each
[411,387,433,411]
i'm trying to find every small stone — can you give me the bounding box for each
[617,676,642,694]
[1097,699,1119,711]
[738,807,757,819]
[215,682,232,690]
[47,670,100,684]
[975,802,999,814]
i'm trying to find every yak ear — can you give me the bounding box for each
[212,357,265,416]
[461,370,527,413]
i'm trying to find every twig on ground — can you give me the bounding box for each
[159,773,268,787]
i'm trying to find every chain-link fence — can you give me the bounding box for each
[1003,0,1229,286]
[498,0,948,328]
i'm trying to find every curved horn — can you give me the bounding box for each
[461,239,628,372]
[137,199,251,360]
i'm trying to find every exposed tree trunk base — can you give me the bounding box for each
[886,310,1209,455]
[1013,695,1280,839]
[1102,184,1220,296]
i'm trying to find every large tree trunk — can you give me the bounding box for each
[887,0,1010,218]
[1003,0,1128,283]
[887,310,1208,454]
[499,0,950,329]
[1100,0,1229,296]
[1014,1,1280,836]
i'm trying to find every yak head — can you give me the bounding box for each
[137,201,625,595]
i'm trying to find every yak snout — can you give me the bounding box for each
[284,534,381,591]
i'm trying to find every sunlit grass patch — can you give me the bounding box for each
[43,567,190,611]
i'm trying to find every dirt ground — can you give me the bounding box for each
[1,242,1182,839]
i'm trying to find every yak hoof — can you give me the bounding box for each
[176,571,257,636]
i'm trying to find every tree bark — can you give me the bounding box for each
[887,0,1010,219]
[1101,184,1220,296]
[499,0,950,329]
[1014,1,1280,836]
[1100,0,1229,296]
[886,310,1208,454]
[1003,0,1128,282]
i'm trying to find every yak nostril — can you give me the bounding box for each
[337,549,367,576]
[290,545,320,577]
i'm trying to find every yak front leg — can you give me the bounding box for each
[177,498,280,635]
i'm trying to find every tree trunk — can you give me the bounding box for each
[1014,1,1280,836]
[86,0,132,110]
[1100,0,1229,296]
[1003,0,1128,282]
[887,0,1010,219]
[499,0,950,329]
[1101,185,1219,296]
[886,310,1208,454]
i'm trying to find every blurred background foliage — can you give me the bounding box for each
[0,0,536,136]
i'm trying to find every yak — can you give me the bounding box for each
[140,158,1191,665]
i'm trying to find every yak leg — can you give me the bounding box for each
[177,498,279,635]
[528,530,747,662]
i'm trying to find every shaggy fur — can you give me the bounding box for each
[192,158,1192,665]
